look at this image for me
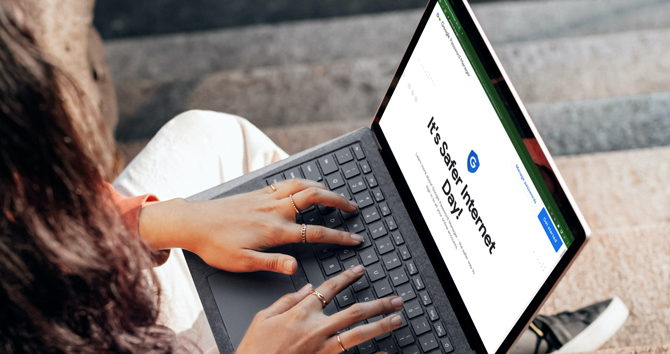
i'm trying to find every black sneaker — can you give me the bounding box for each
[510,297,629,354]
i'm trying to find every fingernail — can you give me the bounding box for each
[391,297,404,308]
[283,259,297,273]
[390,314,402,326]
[351,233,363,243]
[352,265,365,275]
[299,283,312,294]
[349,201,358,208]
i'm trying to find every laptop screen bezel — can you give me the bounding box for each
[369,1,588,353]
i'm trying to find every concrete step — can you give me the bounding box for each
[105,0,670,84]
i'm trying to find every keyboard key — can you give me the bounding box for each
[352,274,369,292]
[344,216,365,234]
[386,217,398,231]
[396,283,417,302]
[375,237,394,255]
[318,205,336,214]
[324,300,338,316]
[323,210,342,228]
[338,248,356,261]
[419,333,439,352]
[406,261,418,275]
[360,160,372,174]
[419,291,432,306]
[412,276,425,290]
[303,210,322,225]
[372,188,385,202]
[333,186,352,200]
[341,209,358,220]
[298,252,326,288]
[373,278,393,297]
[359,248,379,266]
[343,257,360,270]
[399,245,411,260]
[404,300,423,319]
[336,288,355,308]
[318,154,338,175]
[369,220,388,238]
[367,263,386,282]
[427,306,439,321]
[352,143,366,160]
[356,288,375,303]
[389,268,409,286]
[379,202,391,216]
[335,147,354,164]
[361,206,381,224]
[366,174,379,188]
[342,161,360,179]
[358,340,376,354]
[284,167,302,180]
[434,321,447,337]
[392,231,404,245]
[301,161,322,182]
[356,232,373,249]
[392,311,408,328]
[321,257,341,276]
[314,243,335,259]
[402,345,421,354]
[382,252,401,270]
[376,337,399,354]
[355,191,374,208]
[411,316,431,335]
[441,337,455,353]
[348,176,367,194]
[325,172,345,190]
[266,173,284,185]
[394,327,415,347]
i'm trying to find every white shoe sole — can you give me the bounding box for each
[555,296,629,353]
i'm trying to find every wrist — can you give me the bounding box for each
[139,198,198,251]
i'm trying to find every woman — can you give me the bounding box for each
[0,1,403,352]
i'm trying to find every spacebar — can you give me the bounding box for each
[298,252,326,288]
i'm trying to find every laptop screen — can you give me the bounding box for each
[378,1,576,352]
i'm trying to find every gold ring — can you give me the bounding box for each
[337,334,346,352]
[309,290,327,308]
[301,224,307,243]
[269,184,277,192]
[289,194,300,214]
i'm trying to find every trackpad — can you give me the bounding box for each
[207,270,296,350]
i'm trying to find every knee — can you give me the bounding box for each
[159,110,242,139]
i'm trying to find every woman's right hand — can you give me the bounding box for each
[237,265,404,354]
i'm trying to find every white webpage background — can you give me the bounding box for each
[380,4,566,352]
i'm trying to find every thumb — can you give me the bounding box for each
[245,251,298,274]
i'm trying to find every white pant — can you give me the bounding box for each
[113,110,288,353]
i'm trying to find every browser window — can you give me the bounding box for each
[379,1,574,352]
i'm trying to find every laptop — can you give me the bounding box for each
[184,1,592,353]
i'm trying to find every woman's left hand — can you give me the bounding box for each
[139,178,363,274]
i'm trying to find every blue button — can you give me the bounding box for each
[538,208,563,252]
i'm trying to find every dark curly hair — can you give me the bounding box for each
[0,1,177,352]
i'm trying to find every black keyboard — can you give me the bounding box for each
[265,143,455,354]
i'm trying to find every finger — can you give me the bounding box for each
[290,224,363,246]
[306,266,365,308]
[269,178,326,198]
[325,314,402,353]
[292,187,357,212]
[260,283,313,318]
[243,250,298,275]
[324,296,404,333]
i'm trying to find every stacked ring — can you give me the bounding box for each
[309,290,327,308]
[289,194,300,214]
[301,224,307,243]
